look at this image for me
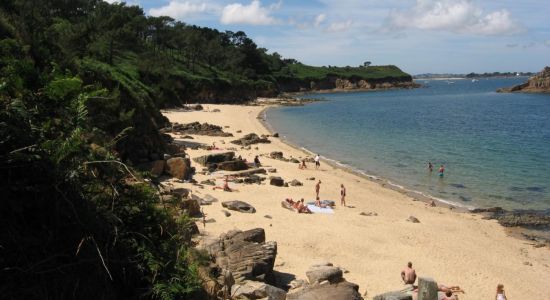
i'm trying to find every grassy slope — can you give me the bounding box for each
[277,63,411,81]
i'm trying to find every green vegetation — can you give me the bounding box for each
[0,0,412,298]
[277,63,410,81]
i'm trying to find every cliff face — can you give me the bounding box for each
[276,75,419,93]
[497,66,550,93]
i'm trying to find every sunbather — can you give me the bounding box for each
[297,199,311,213]
[213,175,232,192]
[438,284,464,294]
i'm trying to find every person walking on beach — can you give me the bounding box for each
[340,184,346,206]
[314,154,320,169]
[401,262,417,285]
[428,161,433,172]
[438,164,445,177]
[315,180,321,198]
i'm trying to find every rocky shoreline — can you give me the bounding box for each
[497,66,550,93]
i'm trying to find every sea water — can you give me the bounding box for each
[267,78,550,210]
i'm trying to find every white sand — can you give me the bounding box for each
[163,104,549,299]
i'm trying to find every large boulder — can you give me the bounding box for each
[286,281,363,300]
[289,179,303,186]
[373,285,414,300]
[232,168,267,177]
[169,121,233,136]
[306,265,343,284]
[150,160,165,176]
[417,277,438,300]
[165,157,191,180]
[203,228,278,284]
[193,152,235,166]
[231,133,271,146]
[222,201,256,213]
[270,151,284,159]
[217,160,249,171]
[269,176,285,187]
[231,280,286,300]
[181,198,201,216]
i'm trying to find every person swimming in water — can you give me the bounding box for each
[428,162,433,172]
[438,164,445,177]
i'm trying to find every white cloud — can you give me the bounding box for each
[149,1,209,19]
[387,0,524,35]
[314,14,326,28]
[220,0,278,25]
[325,20,353,33]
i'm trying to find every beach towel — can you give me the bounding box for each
[306,200,335,207]
[307,204,334,214]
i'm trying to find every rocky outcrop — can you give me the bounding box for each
[497,67,550,93]
[162,121,233,136]
[231,133,271,146]
[286,262,363,300]
[287,281,363,300]
[221,201,256,213]
[216,160,248,171]
[193,152,235,166]
[231,280,287,300]
[202,228,277,284]
[277,74,419,93]
[165,157,192,180]
[269,176,285,187]
[417,277,438,300]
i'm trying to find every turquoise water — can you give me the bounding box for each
[268,78,550,210]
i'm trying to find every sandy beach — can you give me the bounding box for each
[162,104,549,299]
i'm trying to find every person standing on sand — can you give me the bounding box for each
[254,155,261,168]
[315,180,321,198]
[314,154,320,169]
[496,284,507,300]
[401,262,417,284]
[340,184,346,206]
[438,164,445,177]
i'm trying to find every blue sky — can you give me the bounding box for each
[111,0,550,74]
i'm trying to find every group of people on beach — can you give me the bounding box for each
[298,154,321,170]
[315,180,347,207]
[401,262,506,300]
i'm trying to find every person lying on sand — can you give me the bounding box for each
[212,176,237,192]
[438,284,464,294]
[281,198,295,210]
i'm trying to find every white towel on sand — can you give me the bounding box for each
[307,204,334,214]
